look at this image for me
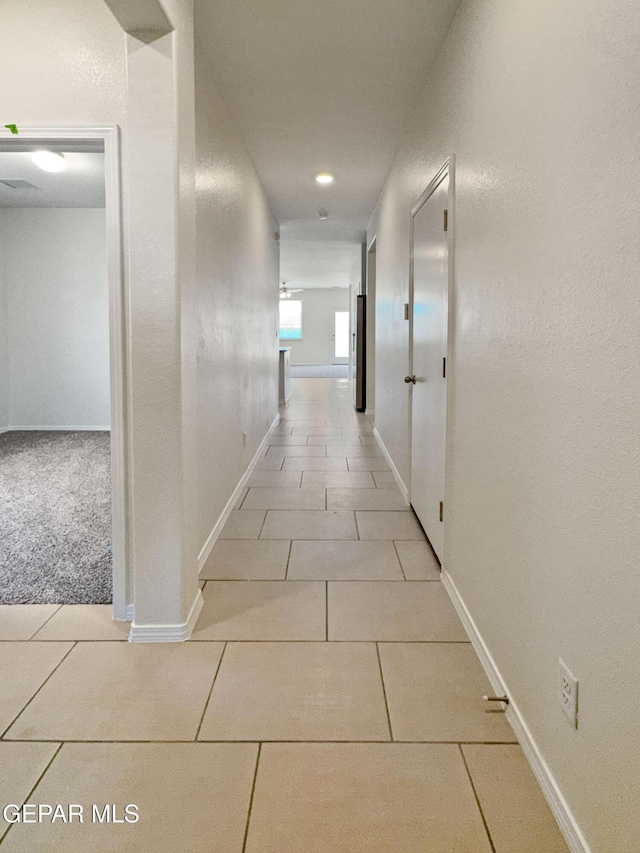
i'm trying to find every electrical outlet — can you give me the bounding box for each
[558,658,578,729]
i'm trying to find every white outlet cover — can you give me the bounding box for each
[558,657,579,729]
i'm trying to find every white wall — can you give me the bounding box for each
[0,209,109,429]
[195,43,280,553]
[365,243,376,414]
[123,0,202,632]
[0,0,126,126]
[284,289,350,365]
[368,2,640,851]
[0,246,7,430]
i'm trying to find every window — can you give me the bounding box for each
[279,300,302,339]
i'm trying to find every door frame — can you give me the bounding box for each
[365,236,377,417]
[330,308,350,364]
[0,125,130,619]
[408,155,455,562]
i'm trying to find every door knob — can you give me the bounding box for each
[404,375,416,384]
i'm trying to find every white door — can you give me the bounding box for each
[331,309,350,364]
[409,168,449,561]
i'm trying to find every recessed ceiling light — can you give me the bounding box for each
[315,173,333,184]
[32,150,66,172]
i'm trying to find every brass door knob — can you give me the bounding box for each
[404,375,416,384]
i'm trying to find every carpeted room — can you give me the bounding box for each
[0,147,112,604]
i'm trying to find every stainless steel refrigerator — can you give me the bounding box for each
[353,294,366,412]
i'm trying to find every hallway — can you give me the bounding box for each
[0,379,568,851]
[2,0,638,848]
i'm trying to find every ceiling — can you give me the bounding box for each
[0,152,105,208]
[280,240,361,290]
[195,0,460,288]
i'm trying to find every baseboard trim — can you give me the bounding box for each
[372,427,409,504]
[1,425,110,432]
[128,589,204,643]
[112,602,134,622]
[441,568,592,853]
[197,412,281,573]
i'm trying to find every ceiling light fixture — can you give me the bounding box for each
[32,150,66,172]
[318,210,329,220]
[315,173,333,184]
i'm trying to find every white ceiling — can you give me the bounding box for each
[196,0,460,288]
[0,152,105,208]
[280,240,361,290]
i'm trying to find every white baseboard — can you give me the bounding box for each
[128,589,204,643]
[197,412,281,573]
[441,568,592,853]
[372,426,409,504]
[1,425,110,431]
[112,602,134,622]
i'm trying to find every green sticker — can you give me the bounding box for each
[4,124,18,135]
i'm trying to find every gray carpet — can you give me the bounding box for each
[0,431,112,604]
[290,364,349,378]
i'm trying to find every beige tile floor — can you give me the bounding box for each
[0,379,568,851]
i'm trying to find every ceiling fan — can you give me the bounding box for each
[279,282,304,299]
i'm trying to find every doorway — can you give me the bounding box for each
[408,160,452,563]
[0,127,128,617]
[331,309,350,365]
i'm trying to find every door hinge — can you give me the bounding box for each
[442,357,446,378]
[443,209,448,231]
[439,501,444,522]
[403,302,410,321]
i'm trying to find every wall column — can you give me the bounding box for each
[116,0,200,639]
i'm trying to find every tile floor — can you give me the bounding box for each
[0,378,569,851]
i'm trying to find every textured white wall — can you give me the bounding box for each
[365,244,376,414]
[0,240,7,430]
[368,2,640,850]
[195,45,280,552]
[0,0,126,125]
[0,209,109,428]
[124,0,201,631]
[284,289,350,365]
